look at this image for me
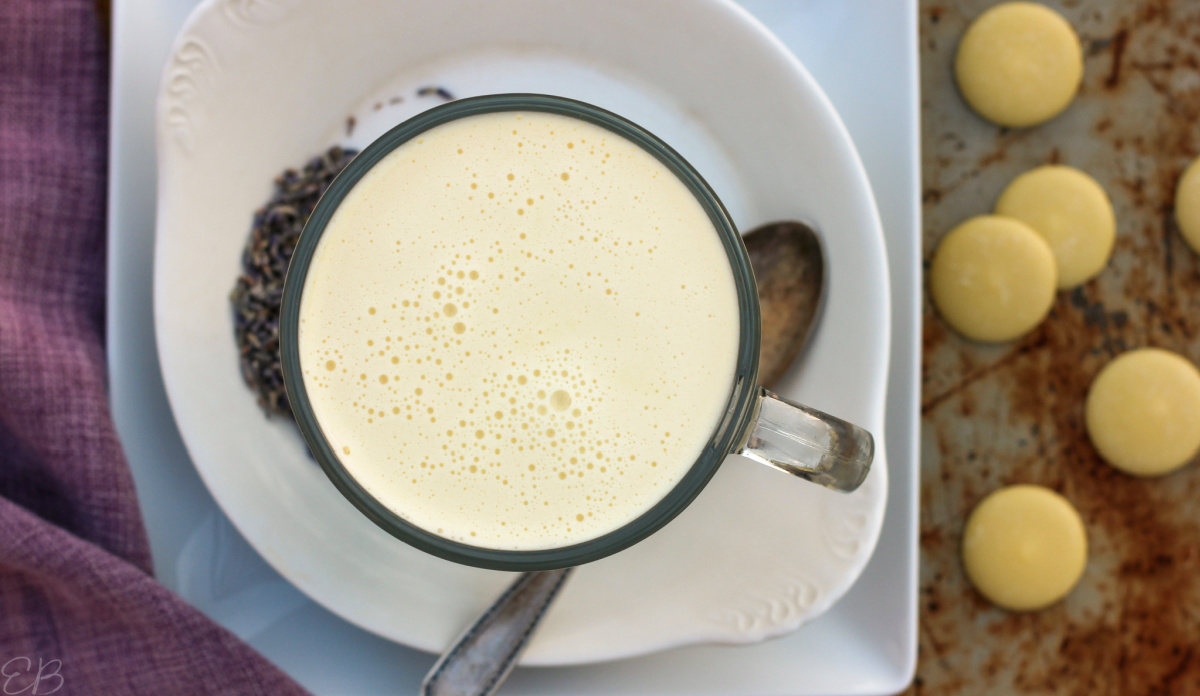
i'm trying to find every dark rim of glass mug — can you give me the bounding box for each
[279,93,761,571]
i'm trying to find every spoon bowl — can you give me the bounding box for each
[745,221,827,388]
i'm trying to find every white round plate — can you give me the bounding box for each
[154,0,890,665]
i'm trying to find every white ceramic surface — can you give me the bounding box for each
[117,0,918,691]
[152,0,891,666]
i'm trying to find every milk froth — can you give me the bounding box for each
[298,111,740,550]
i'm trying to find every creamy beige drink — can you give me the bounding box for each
[298,111,740,550]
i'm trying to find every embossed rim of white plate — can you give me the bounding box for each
[154,0,890,666]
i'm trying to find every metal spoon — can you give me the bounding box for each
[745,221,826,388]
[420,221,828,696]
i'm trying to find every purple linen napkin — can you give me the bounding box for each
[0,2,310,693]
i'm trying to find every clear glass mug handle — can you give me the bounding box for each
[736,387,874,492]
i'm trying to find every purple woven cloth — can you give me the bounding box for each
[0,2,309,693]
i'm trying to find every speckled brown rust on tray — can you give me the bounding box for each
[914,1,1200,694]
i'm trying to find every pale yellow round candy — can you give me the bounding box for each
[995,166,1116,288]
[930,215,1057,342]
[963,485,1087,612]
[955,2,1083,128]
[1085,348,1200,476]
[1174,157,1200,254]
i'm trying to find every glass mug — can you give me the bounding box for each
[280,94,873,571]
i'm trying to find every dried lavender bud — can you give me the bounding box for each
[417,85,455,101]
[230,145,358,418]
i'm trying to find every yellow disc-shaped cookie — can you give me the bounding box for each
[930,215,1057,342]
[1174,157,1200,254]
[996,166,1116,288]
[955,2,1083,128]
[963,485,1087,612]
[1085,348,1200,476]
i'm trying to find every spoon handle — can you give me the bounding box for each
[421,568,573,696]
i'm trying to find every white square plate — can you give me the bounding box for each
[109,0,918,692]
